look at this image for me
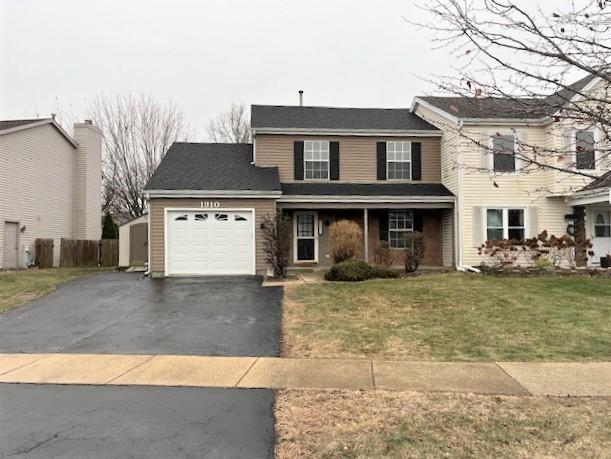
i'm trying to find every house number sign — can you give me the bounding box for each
[201,201,221,208]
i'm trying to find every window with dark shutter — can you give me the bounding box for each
[411,142,422,180]
[379,210,389,241]
[376,142,387,180]
[294,141,304,180]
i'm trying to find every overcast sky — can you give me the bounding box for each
[1,0,559,138]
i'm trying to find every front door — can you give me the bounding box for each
[295,212,317,262]
[590,209,611,266]
[3,222,18,269]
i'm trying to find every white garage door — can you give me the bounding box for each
[166,210,255,275]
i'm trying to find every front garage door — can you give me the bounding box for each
[166,210,255,275]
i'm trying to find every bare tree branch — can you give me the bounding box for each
[206,103,251,143]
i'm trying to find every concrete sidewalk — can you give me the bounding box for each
[0,353,609,396]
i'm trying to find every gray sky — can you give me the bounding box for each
[1,0,558,138]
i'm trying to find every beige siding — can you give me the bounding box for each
[72,123,102,240]
[255,134,441,183]
[149,198,276,275]
[118,214,148,267]
[0,124,75,267]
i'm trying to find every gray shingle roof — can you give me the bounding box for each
[251,105,439,131]
[281,182,454,197]
[581,170,611,191]
[418,74,599,120]
[145,143,280,192]
[0,118,49,131]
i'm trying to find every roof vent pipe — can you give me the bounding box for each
[298,90,303,106]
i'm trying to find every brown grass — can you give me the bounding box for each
[275,390,611,459]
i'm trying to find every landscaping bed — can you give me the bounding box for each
[275,390,611,459]
[0,268,112,313]
[282,273,611,361]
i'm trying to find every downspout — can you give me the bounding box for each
[143,192,151,278]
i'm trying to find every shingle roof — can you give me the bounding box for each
[145,143,281,192]
[417,74,599,120]
[0,118,50,131]
[581,170,611,191]
[251,105,439,131]
[281,182,454,197]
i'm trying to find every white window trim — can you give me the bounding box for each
[388,210,414,250]
[303,140,330,181]
[293,211,319,263]
[592,208,611,238]
[489,132,521,175]
[573,128,600,172]
[386,141,413,181]
[484,207,528,241]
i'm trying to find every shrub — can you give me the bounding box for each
[261,211,292,278]
[403,232,425,273]
[324,260,399,282]
[330,220,363,263]
[372,241,394,268]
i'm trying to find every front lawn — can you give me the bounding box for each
[275,390,611,459]
[0,268,112,313]
[283,273,611,361]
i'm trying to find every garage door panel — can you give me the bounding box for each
[167,210,255,275]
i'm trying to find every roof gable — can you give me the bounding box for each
[0,118,78,147]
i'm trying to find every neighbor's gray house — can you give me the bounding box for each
[0,118,102,268]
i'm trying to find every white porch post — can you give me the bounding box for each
[363,208,369,262]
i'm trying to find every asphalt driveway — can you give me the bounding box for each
[0,272,282,356]
[0,384,275,459]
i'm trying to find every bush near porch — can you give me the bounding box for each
[283,273,611,361]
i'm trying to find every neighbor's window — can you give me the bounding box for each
[486,208,525,241]
[575,130,596,170]
[388,210,414,249]
[594,212,611,237]
[387,141,412,180]
[304,140,329,179]
[492,135,516,172]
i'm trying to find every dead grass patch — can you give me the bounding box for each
[275,389,611,458]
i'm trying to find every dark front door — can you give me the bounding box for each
[296,213,316,261]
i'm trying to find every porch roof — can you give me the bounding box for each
[280,182,454,197]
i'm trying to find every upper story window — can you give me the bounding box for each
[387,141,412,180]
[492,135,516,172]
[575,129,596,170]
[388,210,414,248]
[486,208,525,241]
[304,141,329,180]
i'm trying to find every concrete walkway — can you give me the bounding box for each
[0,354,609,396]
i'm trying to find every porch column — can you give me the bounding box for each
[573,205,587,267]
[363,208,369,262]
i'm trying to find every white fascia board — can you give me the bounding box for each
[251,127,442,137]
[146,189,282,198]
[277,195,456,203]
[411,98,459,125]
[567,188,610,206]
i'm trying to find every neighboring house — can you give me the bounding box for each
[144,108,455,276]
[0,118,102,268]
[412,74,610,267]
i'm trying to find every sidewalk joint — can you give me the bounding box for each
[235,357,259,387]
[104,355,156,384]
[493,362,532,396]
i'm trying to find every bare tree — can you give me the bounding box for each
[90,93,189,220]
[206,103,251,143]
[415,0,611,180]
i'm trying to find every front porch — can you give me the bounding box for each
[278,206,454,269]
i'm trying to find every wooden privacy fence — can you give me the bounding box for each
[59,238,119,267]
[35,239,54,268]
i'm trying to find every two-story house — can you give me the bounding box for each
[144,106,455,276]
[412,74,611,267]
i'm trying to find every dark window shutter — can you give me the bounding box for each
[294,141,304,180]
[413,210,423,233]
[330,141,340,180]
[379,210,389,241]
[411,142,422,180]
[376,142,387,180]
